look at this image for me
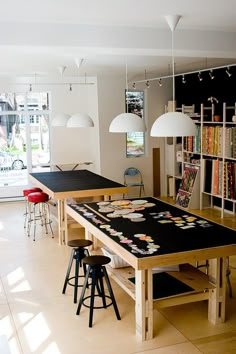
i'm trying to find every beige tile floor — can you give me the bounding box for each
[1,201,236,354]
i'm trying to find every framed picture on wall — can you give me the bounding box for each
[125,90,145,157]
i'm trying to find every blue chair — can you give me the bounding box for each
[124,167,145,197]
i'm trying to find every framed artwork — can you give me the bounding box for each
[125,90,145,157]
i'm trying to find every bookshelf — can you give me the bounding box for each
[165,102,236,215]
[200,102,236,217]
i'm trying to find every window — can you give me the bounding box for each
[126,90,145,157]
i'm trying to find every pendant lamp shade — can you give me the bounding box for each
[150,112,197,137]
[52,113,70,127]
[109,113,146,133]
[67,113,94,128]
[150,15,197,137]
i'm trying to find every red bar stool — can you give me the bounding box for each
[23,187,42,228]
[27,191,54,241]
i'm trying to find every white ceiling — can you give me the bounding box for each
[1,0,236,81]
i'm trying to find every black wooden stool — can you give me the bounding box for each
[62,239,93,303]
[76,255,121,327]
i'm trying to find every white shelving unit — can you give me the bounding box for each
[165,101,236,215]
[200,102,236,217]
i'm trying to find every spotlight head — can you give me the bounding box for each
[132,82,136,89]
[182,75,186,84]
[69,84,72,91]
[158,78,162,87]
[209,70,214,80]
[226,67,232,77]
[146,80,150,88]
[29,84,32,92]
[198,72,203,82]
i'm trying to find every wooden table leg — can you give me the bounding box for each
[57,199,65,246]
[135,269,153,341]
[85,229,97,250]
[208,257,226,324]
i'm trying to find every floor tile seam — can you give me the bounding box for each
[0,277,25,354]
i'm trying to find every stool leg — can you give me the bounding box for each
[88,269,96,327]
[97,269,107,308]
[76,266,91,315]
[103,267,121,320]
[24,198,29,229]
[45,203,54,238]
[62,249,75,294]
[33,203,37,241]
[27,202,32,237]
[74,252,80,303]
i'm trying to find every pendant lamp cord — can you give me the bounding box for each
[171,28,175,111]
[125,59,129,113]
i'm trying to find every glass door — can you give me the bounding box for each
[0,92,51,200]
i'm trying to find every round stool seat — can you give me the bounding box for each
[23,187,42,197]
[83,255,111,267]
[68,239,93,249]
[28,192,49,203]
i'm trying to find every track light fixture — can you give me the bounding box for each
[226,67,232,77]
[182,75,186,84]
[146,80,150,88]
[29,84,32,92]
[132,82,136,89]
[208,96,219,104]
[198,72,203,82]
[69,84,72,91]
[209,70,214,80]
[158,78,162,87]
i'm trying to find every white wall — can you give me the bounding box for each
[97,73,172,196]
[0,74,172,197]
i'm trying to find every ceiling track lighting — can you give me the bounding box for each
[198,72,203,82]
[146,80,150,88]
[132,82,136,89]
[29,84,32,92]
[158,78,162,87]
[130,63,236,87]
[209,70,215,80]
[182,75,186,84]
[226,67,232,77]
[69,84,72,91]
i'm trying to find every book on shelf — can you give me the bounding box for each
[176,165,199,208]
[176,190,191,208]
[203,159,212,193]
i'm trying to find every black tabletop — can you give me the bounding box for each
[30,169,125,193]
[68,197,236,258]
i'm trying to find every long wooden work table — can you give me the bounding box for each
[29,169,128,245]
[65,197,236,341]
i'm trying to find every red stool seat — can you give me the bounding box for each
[28,192,49,203]
[23,187,42,197]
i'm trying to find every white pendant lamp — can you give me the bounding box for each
[150,15,197,137]
[67,113,94,128]
[109,112,146,132]
[109,61,146,133]
[52,113,70,127]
